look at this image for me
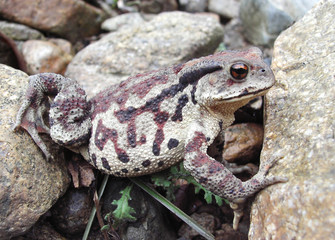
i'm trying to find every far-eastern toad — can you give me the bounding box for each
[14,47,286,229]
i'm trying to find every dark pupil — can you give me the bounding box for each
[231,63,248,80]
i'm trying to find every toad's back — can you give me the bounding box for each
[88,63,210,176]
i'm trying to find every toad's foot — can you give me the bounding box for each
[184,131,287,230]
[13,73,91,160]
[230,156,288,230]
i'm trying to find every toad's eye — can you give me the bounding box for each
[230,63,249,81]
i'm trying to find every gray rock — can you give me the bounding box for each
[66,11,224,97]
[0,65,70,239]
[249,0,335,239]
[101,12,149,32]
[239,0,294,46]
[209,0,240,19]
[239,0,319,46]
[179,0,208,12]
[0,21,44,41]
[223,18,250,50]
[270,0,320,20]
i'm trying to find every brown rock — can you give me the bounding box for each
[249,0,335,239]
[0,64,70,239]
[215,224,247,240]
[12,222,66,240]
[223,123,264,164]
[0,0,106,42]
[178,212,216,239]
[21,40,73,75]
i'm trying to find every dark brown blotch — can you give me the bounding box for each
[142,160,151,167]
[101,157,111,170]
[167,138,179,150]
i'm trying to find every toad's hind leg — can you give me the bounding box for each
[13,73,91,160]
[184,130,287,230]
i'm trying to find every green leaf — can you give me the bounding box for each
[101,225,109,231]
[112,184,136,221]
[152,162,226,206]
[151,174,172,188]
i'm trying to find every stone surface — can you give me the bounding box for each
[0,64,70,239]
[66,11,224,97]
[12,222,66,240]
[270,0,320,20]
[0,0,106,42]
[215,224,248,240]
[179,0,208,12]
[178,212,216,239]
[0,21,44,70]
[209,0,240,19]
[21,40,73,75]
[101,13,148,32]
[50,188,93,236]
[249,0,335,239]
[223,123,264,164]
[239,0,294,46]
[118,0,178,13]
[0,21,44,41]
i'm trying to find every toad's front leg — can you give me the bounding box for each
[13,73,91,160]
[184,128,286,230]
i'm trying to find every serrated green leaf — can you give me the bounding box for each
[112,184,136,221]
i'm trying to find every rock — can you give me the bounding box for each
[0,0,106,42]
[50,188,93,236]
[66,11,224,97]
[139,0,178,13]
[223,18,250,50]
[102,179,176,240]
[222,123,264,164]
[21,40,73,75]
[11,221,66,240]
[239,0,293,46]
[118,0,178,13]
[249,0,335,239]
[0,21,44,41]
[0,32,22,70]
[209,0,240,19]
[178,212,216,239]
[48,38,74,56]
[215,224,247,240]
[179,0,208,12]
[270,0,320,20]
[239,0,319,46]
[101,12,149,32]
[0,64,70,239]
[0,21,44,70]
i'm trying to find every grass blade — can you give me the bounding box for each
[130,177,215,240]
[82,174,110,240]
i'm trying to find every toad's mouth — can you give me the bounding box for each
[216,86,272,103]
